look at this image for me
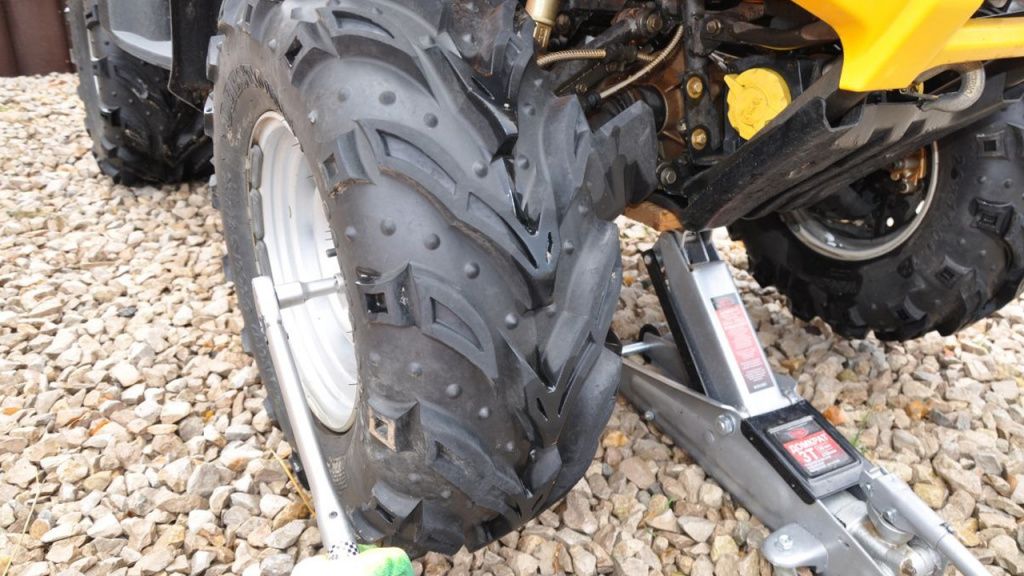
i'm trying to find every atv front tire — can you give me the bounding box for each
[733,100,1024,341]
[67,0,211,185]
[211,0,655,554]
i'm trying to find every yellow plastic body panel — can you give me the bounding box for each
[792,0,1024,92]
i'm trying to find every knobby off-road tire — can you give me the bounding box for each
[732,100,1024,341]
[67,0,211,185]
[210,0,656,554]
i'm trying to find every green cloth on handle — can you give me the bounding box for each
[292,547,413,576]
[348,548,414,576]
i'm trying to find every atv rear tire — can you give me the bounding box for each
[732,100,1024,341]
[210,0,655,554]
[67,0,211,185]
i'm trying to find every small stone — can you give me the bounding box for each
[40,522,79,543]
[158,457,193,492]
[699,483,724,509]
[692,556,714,576]
[56,456,90,483]
[225,424,255,441]
[619,457,656,490]
[272,501,311,529]
[6,458,38,487]
[646,510,680,533]
[172,305,194,326]
[87,514,123,539]
[975,451,1004,475]
[265,520,306,549]
[137,547,175,575]
[562,490,598,535]
[46,539,76,563]
[187,463,225,497]
[509,552,540,576]
[110,362,141,387]
[617,557,646,575]
[913,483,946,509]
[260,494,291,519]
[601,430,628,448]
[679,516,716,543]
[261,554,295,576]
[15,563,50,576]
[710,534,739,561]
[934,455,982,495]
[190,550,216,576]
[569,545,597,575]
[187,509,217,534]
[964,357,993,381]
[160,400,191,423]
[990,534,1024,573]
[992,380,1020,401]
[219,444,264,471]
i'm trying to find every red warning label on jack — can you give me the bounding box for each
[712,294,772,393]
[772,418,854,477]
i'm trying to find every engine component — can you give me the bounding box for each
[526,0,561,48]
[724,68,792,140]
[600,24,684,100]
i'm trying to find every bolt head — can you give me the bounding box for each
[643,410,656,422]
[659,166,678,186]
[716,414,735,435]
[646,13,664,33]
[705,19,722,34]
[686,76,704,99]
[776,533,794,551]
[690,128,709,151]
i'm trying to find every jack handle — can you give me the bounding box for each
[861,468,989,576]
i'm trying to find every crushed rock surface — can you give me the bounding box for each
[2,74,1023,576]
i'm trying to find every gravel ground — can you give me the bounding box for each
[2,73,1024,576]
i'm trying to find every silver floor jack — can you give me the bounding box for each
[620,231,988,576]
[252,276,360,561]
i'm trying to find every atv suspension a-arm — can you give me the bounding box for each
[620,231,988,576]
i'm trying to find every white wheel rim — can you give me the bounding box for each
[785,144,941,262]
[251,112,358,432]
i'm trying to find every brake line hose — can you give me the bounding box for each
[599,25,684,100]
[536,48,659,68]
[536,48,607,67]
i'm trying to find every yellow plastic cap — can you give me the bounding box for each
[724,68,792,141]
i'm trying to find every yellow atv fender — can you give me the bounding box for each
[794,0,1024,91]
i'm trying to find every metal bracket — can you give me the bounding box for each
[620,231,988,576]
[252,275,359,560]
